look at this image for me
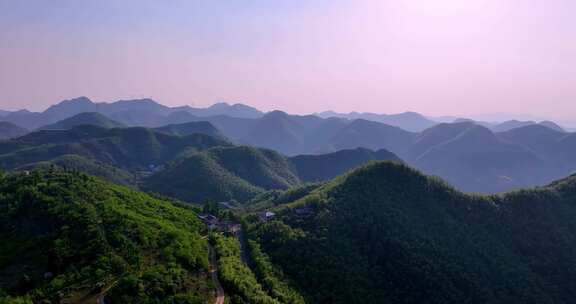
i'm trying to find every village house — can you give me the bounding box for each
[198,214,219,230]
[198,214,241,234]
[220,222,242,235]
[260,211,276,222]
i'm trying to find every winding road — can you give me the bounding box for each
[209,245,225,304]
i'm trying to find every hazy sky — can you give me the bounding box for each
[0,0,575,119]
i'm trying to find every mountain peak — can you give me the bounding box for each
[46,96,95,110]
[186,102,263,118]
[263,110,290,119]
[539,120,565,132]
[114,98,160,105]
[209,102,232,108]
[452,124,498,144]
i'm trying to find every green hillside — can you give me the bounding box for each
[145,146,404,203]
[0,126,403,205]
[207,146,300,190]
[144,146,300,203]
[0,126,230,171]
[144,151,264,203]
[16,154,137,186]
[0,169,212,303]
[248,162,576,304]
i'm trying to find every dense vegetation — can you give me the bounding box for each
[248,161,576,304]
[18,155,138,186]
[244,184,321,212]
[211,234,281,304]
[247,240,305,304]
[145,145,400,203]
[144,146,301,203]
[144,150,265,203]
[0,169,213,303]
[0,125,230,171]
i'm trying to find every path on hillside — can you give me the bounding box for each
[95,279,119,304]
[238,228,252,267]
[209,245,225,304]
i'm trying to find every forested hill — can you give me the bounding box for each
[248,162,576,304]
[0,169,212,303]
[0,125,231,171]
[0,124,402,204]
[144,146,401,203]
[289,147,402,182]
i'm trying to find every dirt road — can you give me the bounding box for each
[209,245,225,304]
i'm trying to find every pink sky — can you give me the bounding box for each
[0,0,575,119]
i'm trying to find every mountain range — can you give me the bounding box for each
[0,123,401,202]
[0,97,263,130]
[315,110,437,132]
[1,97,575,193]
[199,114,574,193]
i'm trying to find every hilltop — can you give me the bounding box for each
[247,162,576,303]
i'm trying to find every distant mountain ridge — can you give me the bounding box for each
[414,123,556,192]
[1,96,575,194]
[0,121,28,140]
[0,96,264,130]
[39,112,125,130]
[154,121,225,139]
[492,119,566,132]
[144,145,402,202]
[176,102,263,119]
[316,110,437,132]
[1,96,570,134]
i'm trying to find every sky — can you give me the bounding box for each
[0,0,575,120]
